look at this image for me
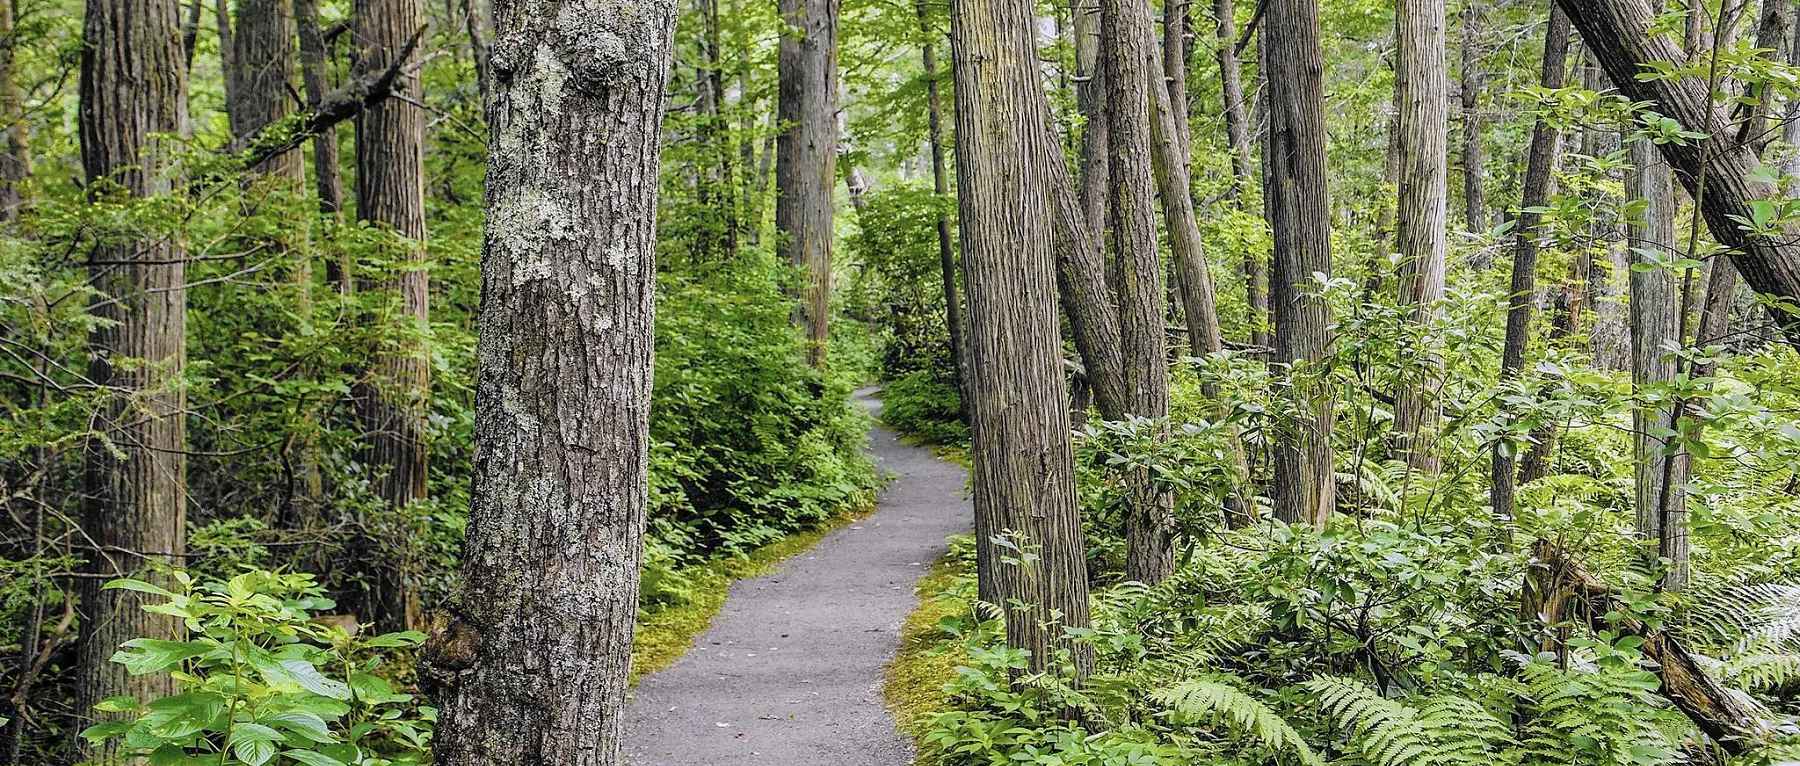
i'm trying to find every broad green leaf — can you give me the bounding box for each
[280,659,351,700]
[362,630,426,648]
[103,578,176,599]
[262,710,337,744]
[283,751,348,766]
[111,639,213,675]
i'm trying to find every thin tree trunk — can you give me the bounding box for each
[1072,0,1108,236]
[697,0,738,258]
[1392,0,1448,473]
[0,0,27,221]
[216,0,241,124]
[1459,0,1485,233]
[295,0,345,228]
[1585,53,1630,370]
[1490,2,1568,528]
[951,0,1094,677]
[354,0,430,630]
[776,0,839,367]
[1214,0,1267,351]
[1263,0,1336,527]
[75,0,189,759]
[1560,0,1800,348]
[1629,138,1691,591]
[462,0,491,101]
[918,1,968,422]
[426,1,675,762]
[183,0,204,65]
[1102,0,1173,583]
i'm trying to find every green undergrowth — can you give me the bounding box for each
[631,496,878,684]
[883,534,978,764]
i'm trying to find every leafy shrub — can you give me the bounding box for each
[80,570,434,766]
[881,370,966,444]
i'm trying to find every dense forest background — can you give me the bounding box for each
[3,0,1800,763]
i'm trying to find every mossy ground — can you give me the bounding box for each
[630,498,878,684]
[881,543,975,765]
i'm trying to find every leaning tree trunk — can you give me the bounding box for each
[1391,0,1448,473]
[75,0,190,760]
[0,0,27,221]
[1263,0,1336,527]
[1490,1,1568,528]
[950,0,1094,676]
[1101,0,1173,583]
[1628,134,1691,591]
[354,0,431,631]
[1214,0,1267,351]
[1558,0,1800,348]
[776,0,839,368]
[918,0,968,421]
[426,2,676,763]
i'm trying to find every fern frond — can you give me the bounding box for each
[1305,676,1509,766]
[1152,677,1322,766]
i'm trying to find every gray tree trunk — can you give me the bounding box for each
[354,0,431,630]
[1213,0,1267,351]
[0,0,27,220]
[1459,0,1485,232]
[1627,137,1691,591]
[1072,0,1108,236]
[1489,2,1568,527]
[1584,55,1631,371]
[75,0,190,759]
[427,2,676,763]
[918,1,968,421]
[949,0,1094,676]
[295,0,345,225]
[1263,0,1336,527]
[233,0,303,177]
[1392,0,1448,473]
[776,0,838,367]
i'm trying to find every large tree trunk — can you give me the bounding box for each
[354,0,430,630]
[75,0,190,758]
[1391,0,1448,473]
[918,2,968,421]
[776,0,838,368]
[1489,2,1568,527]
[1101,0,1172,583]
[232,0,303,177]
[1262,0,1336,527]
[1213,0,1267,351]
[0,0,28,221]
[1628,136,1691,591]
[1584,54,1630,371]
[1559,0,1800,348]
[1458,0,1485,232]
[425,2,675,762]
[950,0,1094,676]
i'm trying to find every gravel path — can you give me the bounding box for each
[622,389,970,765]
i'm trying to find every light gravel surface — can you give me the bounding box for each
[623,389,970,765]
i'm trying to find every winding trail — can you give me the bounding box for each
[623,389,970,765]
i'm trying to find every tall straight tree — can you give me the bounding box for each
[354,0,430,630]
[1214,0,1268,351]
[1071,0,1108,235]
[232,0,301,178]
[776,0,839,367]
[74,0,190,758]
[1100,0,1172,582]
[295,0,345,220]
[427,1,677,761]
[918,0,967,418]
[1458,0,1485,231]
[1489,2,1568,526]
[1262,0,1336,527]
[1391,0,1448,472]
[949,0,1094,675]
[1627,136,1690,590]
[0,0,27,220]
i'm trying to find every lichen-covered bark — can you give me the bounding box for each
[1263,0,1336,527]
[1391,0,1447,472]
[1627,136,1690,591]
[74,0,190,760]
[1489,2,1567,526]
[776,0,838,367]
[354,0,431,629]
[0,0,28,220]
[426,2,675,763]
[949,0,1094,676]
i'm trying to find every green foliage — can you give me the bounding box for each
[1151,678,1322,766]
[79,571,433,766]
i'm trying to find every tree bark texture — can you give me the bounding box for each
[1627,137,1691,591]
[776,0,838,368]
[949,0,1094,676]
[1489,2,1567,527]
[354,0,431,630]
[919,1,968,421]
[232,0,303,178]
[295,0,346,222]
[1262,0,1336,527]
[425,2,675,763]
[1458,0,1485,232]
[1392,0,1448,473]
[1584,54,1630,371]
[1214,0,1267,351]
[1559,0,1800,348]
[1072,0,1108,237]
[0,0,28,220]
[75,0,190,758]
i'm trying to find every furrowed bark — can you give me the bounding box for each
[776,0,839,367]
[294,0,346,225]
[1628,134,1690,591]
[0,0,28,221]
[426,1,676,762]
[1392,0,1448,473]
[74,0,190,759]
[950,0,1095,677]
[1459,0,1485,232]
